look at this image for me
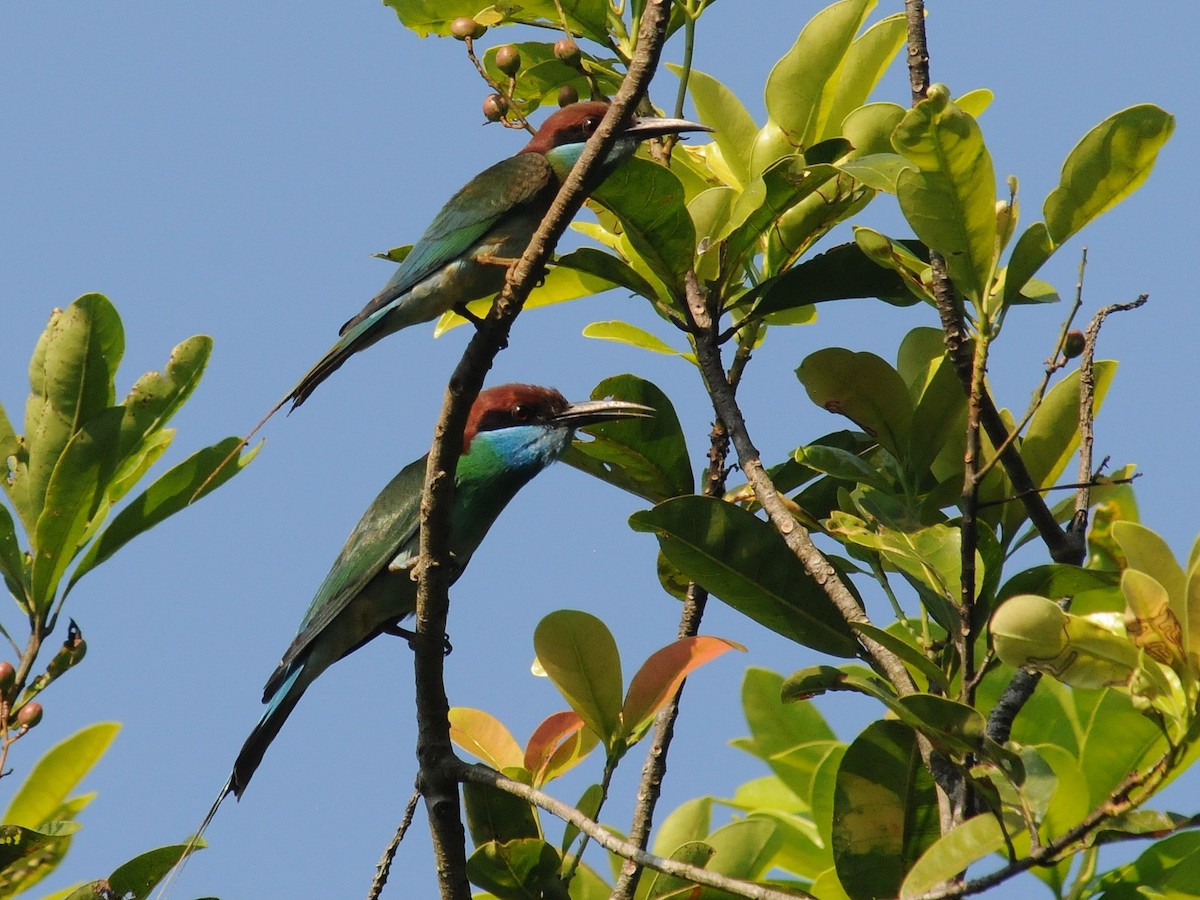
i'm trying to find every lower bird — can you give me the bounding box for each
[176,384,653,877]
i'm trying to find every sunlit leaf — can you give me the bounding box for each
[899,813,1021,898]
[630,497,859,657]
[581,321,690,360]
[668,65,756,188]
[1090,830,1200,899]
[449,708,524,771]
[797,348,913,459]
[533,611,623,749]
[466,837,562,900]
[620,636,743,739]
[5,723,119,828]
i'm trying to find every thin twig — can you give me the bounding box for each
[367,789,421,900]
[454,762,814,900]
[411,5,675,898]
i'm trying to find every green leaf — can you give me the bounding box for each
[435,255,618,334]
[581,322,689,360]
[5,723,119,828]
[620,636,742,740]
[668,65,757,188]
[555,247,658,303]
[794,444,892,493]
[591,158,695,299]
[822,13,908,143]
[533,611,623,749]
[0,823,74,893]
[629,497,859,657]
[0,503,30,608]
[464,776,542,846]
[387,0,608,43]
[466,837,562,900]
[1002,222,1053,306]
[31,408,124,610]
[644,841,716,899]
[764,0,872,151]
[449,708,524,771]
[1044,104,1174,245]
[893,87,997,304]
[997,564,1119,603]
[114,335,211,469]
[705,816,783,884]
[746,240,925,319]
[797,348,913,459]
[851,622,949,692]
[562,374,692,503]
[1090,830,1200,899]
[899,813,1020,898]
[739,668,837,761]
[833,721,939,900]
[651,797,712,859]
[12,295,123,535]
[66,436,257,595]
[106,843,202,900]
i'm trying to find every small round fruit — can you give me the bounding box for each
[0,662,14,693]
[482,93,508,122]
[554,39,582,67]
[495,45,521,76]
[451,17,486,40]
[558,84,579,107]
[1063,330,1086,359]
[16,702,42,729]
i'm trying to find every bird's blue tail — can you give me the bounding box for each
[231,664,308,797]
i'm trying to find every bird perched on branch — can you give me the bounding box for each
[185,384,652,852]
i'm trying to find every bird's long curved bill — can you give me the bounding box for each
[623,116,713,140]
[554,399,656,427]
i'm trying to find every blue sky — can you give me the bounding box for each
[1,3,1196,898]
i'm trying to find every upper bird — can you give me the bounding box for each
[282,101,709,412]
[230,384,653,799]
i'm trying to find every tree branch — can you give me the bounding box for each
[455,762,813,900]
[411,4,675,898]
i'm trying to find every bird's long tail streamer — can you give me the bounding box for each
[150,775,233,900]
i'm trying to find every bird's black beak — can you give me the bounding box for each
[622,115,713,141]
[554,398,656,427]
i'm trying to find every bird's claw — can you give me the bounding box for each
[382,624,452,656]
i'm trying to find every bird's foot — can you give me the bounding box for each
[382,624,452,656]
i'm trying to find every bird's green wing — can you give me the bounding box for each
[272,454,428,679]
[344,153,555,331]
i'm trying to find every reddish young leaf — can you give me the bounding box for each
[621,636,744,739]
[524,711,599,787]
[449,707,524,771]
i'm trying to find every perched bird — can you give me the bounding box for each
[226,384,652,801]
[281,102,708,410]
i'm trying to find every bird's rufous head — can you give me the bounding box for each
[519,101,710,156]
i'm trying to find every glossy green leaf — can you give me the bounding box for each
[563,374,692,503]
[833,721,939,900]
[1003,362,1115,539]
[836,153,912,192]
[11,295,123,535]
[1045,104,1174,245]
[893,87,997,304]
[821,13,907,143]
[1002,221,1053,306]
[105,843,201,899]
[767,163,869,273]
[704,816,783,884]
[561,783,602,856]
[115,335,210,468]
[5,722,119,828]
[467,837,562,900]
[1091,830,1200,899]
[0,823,74,891]
[1077,689,1168,806]
[555,247,658,303]
[794,444,891,492]
[621,636,743,740]
[997,564,1120,603]
[449,708,523,771]
[668,65,756,188]
[651,796,712,859]
[738,668,837,762]
[581,321,689,360]
[644,840,716,899]
[842,102,908,163]
[764,0,872,151]
[592,157,695,299]
[435,256,618,334]
[899,812,1020,898]
[533,610,623,748]
[67,436,258,595]
[0,503,30,607]
[746,240,924,319]
[629,497,859,657]
[464,776,541,847]
[1113,521,1187,610]
[851,622,949,692]
[31,408,124,608]
[797,348,913,459]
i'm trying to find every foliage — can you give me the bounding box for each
[0,295,249,896]
[374,1,1189,898]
